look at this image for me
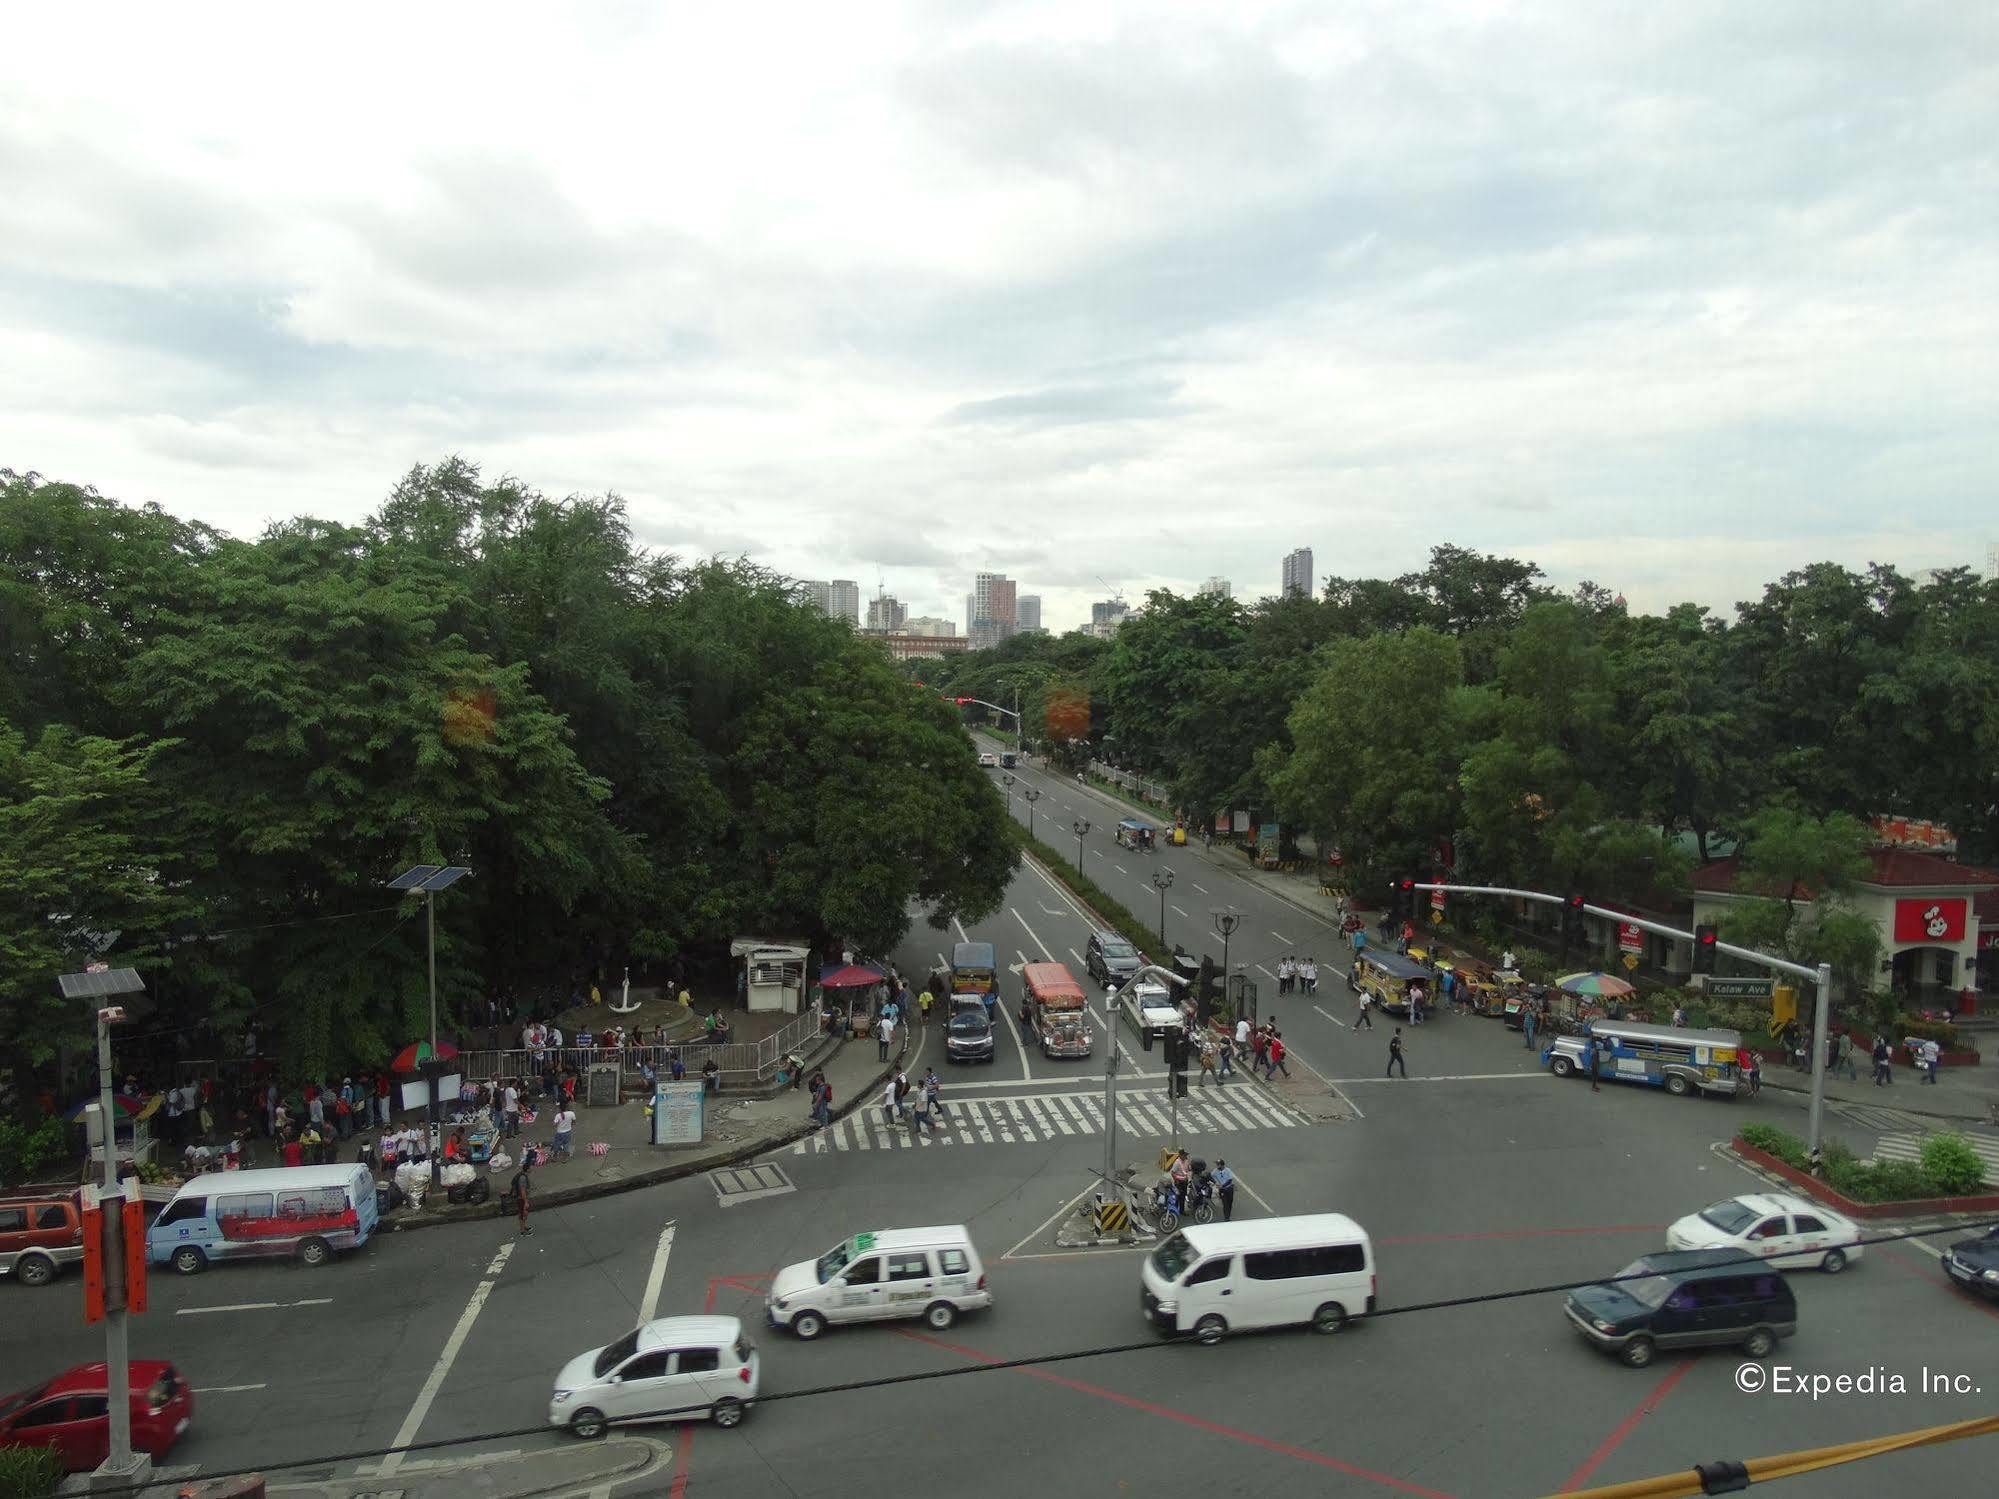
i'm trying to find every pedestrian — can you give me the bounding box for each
[1672,1005,1687,1028]
[1302,958,1318,997]
[923,1067,943,1122]
[1834,1031,1858,1082]
[1500,948,1517,971]
[1197,1037,1217,1087]
[502,1080,522,1137]
[1871,1035,1892,1086]
[1589,1036,1602,1092]
[1355,990,1373,1029]
[512,1158,534,1236]
[919,987,934,1024]
[1351,925,1368,956]
[1267,1032,1290,1079]
[1212,1159,1237,1222]
[1234,1015,1251,1054]
[1398,920,1414,955]
[882,1076,902,1126]
[1251,1025,1270,1075]
[1386,1029,1407,1078]
[1408,983,1424,1026]
[1215,1038,1234,1083]
[908,1084,936,1139]
[334,1085,353,1140]
[552,1103,576,1161]
[1277,957,1294,995]
[1522,1002,1537,1050]
[1919,1037,1941,1084]
[1743,1048,1762,1096]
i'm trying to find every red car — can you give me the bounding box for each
[0,1361,193,1471]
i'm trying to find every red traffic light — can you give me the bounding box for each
[955,697,971,705]
[1697,928,1717,947]
[1566,893,1585,911]
[1397,877,1415,892]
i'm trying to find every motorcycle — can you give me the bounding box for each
[1150,1167,1218,1232]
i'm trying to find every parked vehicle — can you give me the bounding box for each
[147,1164,378,1274]
[1141,1214,1376,1345]
[0,1361,193,1470]
[551,1316,757,1438]
[0,1190,83,1287]
[767,1226,992,1340]
[1565,1249,1796,1368]
[1544,1020,1743,1097]
[1084,930,1140,989]
[1665,1194,1863,1272]
[1025,962,1092,1058]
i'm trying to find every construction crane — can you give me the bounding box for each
[1096,575,1126,608]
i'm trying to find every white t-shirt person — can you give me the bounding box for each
[1235,1017,1250,1047]
[553,1108,576,1138]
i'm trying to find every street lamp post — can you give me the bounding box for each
[1072,818,1091,875]
[1021,787,1040,842]
[388,865,473,1187]
[1152,868,1174,948]
[1213,909,1243,1020]
[58,966,148,1484]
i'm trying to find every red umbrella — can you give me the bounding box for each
[391,1039,460,1072]
[819,963,886,989]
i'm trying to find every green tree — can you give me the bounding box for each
[1720,809,1881,999]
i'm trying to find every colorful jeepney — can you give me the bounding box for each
[1024,962,1092,1058]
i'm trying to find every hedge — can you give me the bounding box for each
[0,1445,63,1499]
[1738,1122,1989,1201]
[1021,832,1167,965]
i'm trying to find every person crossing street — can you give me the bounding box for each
[1386,1028,1407,1078]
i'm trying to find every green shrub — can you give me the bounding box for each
[1898,1016,1967,1051]
[0,1443,65,1499]
[1920,1132,1989,1195]
[1737,1123,1809,1169]
[0,1116,69,1187]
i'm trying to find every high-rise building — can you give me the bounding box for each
[970,572,1018,649]
[864,593,907,633]
[1090,599,1130,639]
[797,579,832,614]
[1016,595,1042,633]
[1200,576,1231,599]
[903,616,957,637]
[1281,547,1314,598]
[964,593,976,636]
[827,580,861,624]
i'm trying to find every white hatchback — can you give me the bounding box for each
[550,1315,759,1438]
[1664,1193,1863,1273]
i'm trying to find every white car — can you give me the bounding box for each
[1664,1193,1863,1273]
[1120,981,1184,1048]
[977,752,998,768]
[550,1315,759,1438]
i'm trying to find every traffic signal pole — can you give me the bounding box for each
[1411,882,1835,1169]
[1101,964,1188,1211]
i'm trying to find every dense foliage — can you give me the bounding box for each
[1,463,1015,1076]
[925,547,1999,911]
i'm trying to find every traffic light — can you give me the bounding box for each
[1394,876,1416,918]
[1561,893,1587,947]
[1693,924,1719,975]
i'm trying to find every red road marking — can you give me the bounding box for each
[668,1277,724,1499]
[1557,1357,1694,1492]
[899,1328,1456,1498]
[1876,1242,1999,1321]
[1379,1223,1664,1246]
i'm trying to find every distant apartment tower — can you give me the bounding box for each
[797,579,832,614]
[1090,599,1130,639]
[827,580,861,625]
[1200,576,1231,599]
[1281,547,1314,598]
[970,572,1018,649]
[865,593,907,633]
[1016,595,1042,633]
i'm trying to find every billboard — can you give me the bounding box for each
[1892,897,1967,944]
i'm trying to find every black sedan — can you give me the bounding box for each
[1943,1226,1999,1299]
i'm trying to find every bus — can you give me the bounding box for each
[1544,1020,1743,1098]
[1024,962,1091,1058]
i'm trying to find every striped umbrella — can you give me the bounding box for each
[1556,971,1636,999]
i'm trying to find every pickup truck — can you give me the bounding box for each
[1119,981,1184,1051]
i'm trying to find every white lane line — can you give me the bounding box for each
[1012,909,1056,961]
[1270,931,1292,945]
[638,1223,676,1323]
[176,1299,333,1316]
[1191,884,1208,894]
[1238,1176,1281,1217]
[373,1241,514,1476]
[1313,1004,1348,1030]
[953,918,971,944]
[1114,864,1128,876]
[1171,905,1189,918]
[1004,946,1037,1081]
[192,1383,267,1394]
[1257,963,1279,981]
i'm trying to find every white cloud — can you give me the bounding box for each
[0,0,1993,629]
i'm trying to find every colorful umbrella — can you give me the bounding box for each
[64,1094,142,1121]
[1556,971,1636,998]
[391,1039,461,1072]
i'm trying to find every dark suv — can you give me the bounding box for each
[946,999,996,1064]
[1085,930,1140,990]
[1565,1249,1797,1368]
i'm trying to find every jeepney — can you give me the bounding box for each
[1024,962,1092,1059]
[1347,951,1434,1017]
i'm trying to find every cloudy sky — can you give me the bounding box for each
[3,1,1994,630]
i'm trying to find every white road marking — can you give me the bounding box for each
[176,1298,333,1316]
[1191,884,1208,894]
[1114,864,1128,875]
[1171,905,1189,918]
[639,1223,676,1322]
[952,918,971,944]
[192,1384,266,1394]
[1270,931,1292,945]
[1237,1176,1281,1217]
[372,1241,514,1476]
[1312,1004,1348,1029]
[1333,1071,1545,1083]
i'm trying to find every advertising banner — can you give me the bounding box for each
[1893,897,1967,944]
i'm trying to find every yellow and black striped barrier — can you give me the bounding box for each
[1093,1198,1132,1235]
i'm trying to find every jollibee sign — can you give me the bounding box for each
[1893,897,1967,944]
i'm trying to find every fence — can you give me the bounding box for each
[1086,761,1172,808]
[168,1004,828,1098]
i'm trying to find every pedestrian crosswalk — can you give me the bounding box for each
[1871,1130,1999,1185]
[790,1085,1307,1153]
[1832,1102,1929,1132]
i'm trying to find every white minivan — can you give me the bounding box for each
[1140,1214,1375,1344]
[767,1226,992,1339]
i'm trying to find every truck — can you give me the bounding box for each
[1024,962,1091,1059]
[1119,978,1185,1051]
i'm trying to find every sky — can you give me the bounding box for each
[2,1,1994,632]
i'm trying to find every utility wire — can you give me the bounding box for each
[69,1212,1999,1499]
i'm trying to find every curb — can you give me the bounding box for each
[1758,1079,1998,1127]
[386,1047,901,1233]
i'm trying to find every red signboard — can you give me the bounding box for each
[1430,887,1446,912]
[1618,923,1643,954]
[1893,897,1968,944]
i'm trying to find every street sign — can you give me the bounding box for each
[1618,922,1643,954]
[1621,953,1640,971]
[1705,977,1774,1000]
[1429,910,1443,926]
[1430,888,1447,912]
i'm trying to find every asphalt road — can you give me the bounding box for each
[7,812,1997,1497]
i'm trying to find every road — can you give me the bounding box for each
[6,788,1998,1497]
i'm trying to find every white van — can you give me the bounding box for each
[766,1226,992,1340]
[1140,1213,1374,1344]
[147,1164,379,1274]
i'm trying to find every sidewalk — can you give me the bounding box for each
[385,1026,898,1231]
[1759,1061,1999,1126]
